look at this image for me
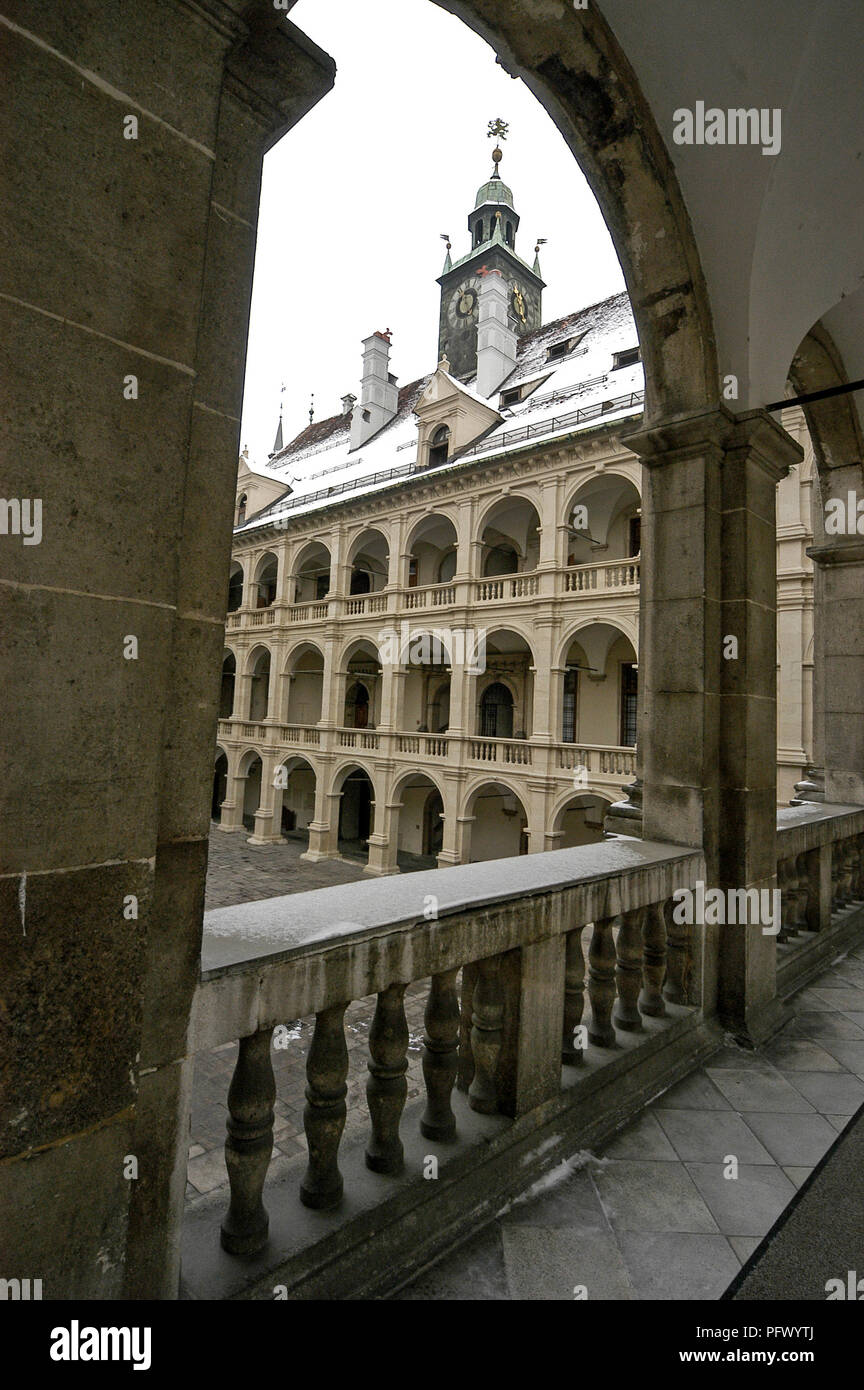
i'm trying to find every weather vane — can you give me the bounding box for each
[487,118,508,178]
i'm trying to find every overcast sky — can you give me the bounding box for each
[239,0,625,464]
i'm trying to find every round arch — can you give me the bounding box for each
[283,638,326,673]
[555,617,639,669]
[427,0,718,423]
[474,490,542,547]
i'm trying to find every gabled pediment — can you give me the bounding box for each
[414,360,503,458]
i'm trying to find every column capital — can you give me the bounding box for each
[624,405,802,480]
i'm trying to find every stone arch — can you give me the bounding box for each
[556,616,639,669]
[429,0,718,423]
[551,789,612,849]
[463,776,530,862]
[475,490,542,554]
[272,754,318,842]
[788,321,864,521]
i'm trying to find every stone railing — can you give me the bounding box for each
[186,838,706,1299]
[562,557,640,594]
[288,601,331,622]
[468,737,532,766]
[404,583,457,610]
[555,743,636,776]
[774,803,864,988]
[475,573,540,603]
[278,724,321,746]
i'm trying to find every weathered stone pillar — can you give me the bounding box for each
[625,409,802,1044]
[365,797,401,877]
[248,752,282,845]
[803,541,864,806]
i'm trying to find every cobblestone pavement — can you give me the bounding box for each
[188,828,430,1201]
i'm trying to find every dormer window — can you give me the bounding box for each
[613,346,641,369]
[237,493,247,525]
[428,424,450,469]
[547,341,570,361]
[500,387,521,408]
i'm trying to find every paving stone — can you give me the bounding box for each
[501,1225,633,1300]
[787,1010,864,1041]
[616,1232,740,1300]
[706,1068,815,1113]
[741,1111,837,1166]
[602,1111,679,1160]
[818,1039,864,1076]
[809,986,864,1011]
[685,1162,797,1238]
[501,1165,611,1229]
[593,1160,718,1234]
[729,1236,761,1263]
[760,1038,843,1072]
[652,1070,732,1110]
[390,1222,511,1301]
[782,1167,814,1188]
[653,1109,774,1164]
[781,1070,864,1115]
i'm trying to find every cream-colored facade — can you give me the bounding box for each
[217,393,814,872]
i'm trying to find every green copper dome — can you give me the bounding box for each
[474,175,514,209]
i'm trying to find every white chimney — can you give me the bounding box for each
[341,392,357,416]
[476,271,517,399]
[350,331,399,449]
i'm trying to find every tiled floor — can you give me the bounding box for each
[392,944,864,1300]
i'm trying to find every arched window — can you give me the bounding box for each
[227,563,243,613]
[345,681,370,729]
[562,668,578,743]
[484,544,518,577]
[474,221,483,246]
[506,220,514,247]
[437,549,456,584]
[237,493,247,525]
[429,425,450,469]
[480,682,514,739]
[256,558,278,608]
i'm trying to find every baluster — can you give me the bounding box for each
[456,961,477,1092]
[840,840,855,905]
[468,955,504,1114]
[794,854,811,930]
[830,846,842,911]
[561,926,587,1065]
[614,907,645,1031]
[366,982,409,1174]
[300,1003,349,1210]
[421,970,460,1141]
[663,896,691,1005]
[777,858,796,940]
[221,1029,276,1255]
[588,915,617,1046]
[639,901,667,1017]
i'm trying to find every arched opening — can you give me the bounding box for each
[479,681,514,739]
[292,541,331,604]
[342,641,382,728]
[479,496,540,577]
[468,781,528,862]
[349,528,389,595]
[274,757,317,844]
[254,553,278,608]
[505,220,514,248]
[219,652,236,720]
[428,424,450,469]
[338,768,374,859]
[476,630,535,739]
[211,749,228,822]
[227,561,243,613]
[566,475,642,567]
[344,680,370,729]
[401,630,452,732]
[248,649,271,722]
[284,644,324,725]
[394,773,445,869]
[241,754,263,830]
[405,513,457,589]
[556,794,609,848]
[236,494,247,525]
[560,626,637,748]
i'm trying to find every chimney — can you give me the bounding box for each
[349,331,399,450]
[341,392,357,416]
[476,271,517,398]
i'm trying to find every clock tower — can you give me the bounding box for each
[438,139,545,382]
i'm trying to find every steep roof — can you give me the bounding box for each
[237,291,642,535]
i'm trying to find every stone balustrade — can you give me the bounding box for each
[774,803,864,990]
[188,837,706,1295]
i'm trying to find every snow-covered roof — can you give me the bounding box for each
[236,291,643,535]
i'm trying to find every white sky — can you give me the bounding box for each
[239,0,625,464]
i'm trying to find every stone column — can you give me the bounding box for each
[529,620,557,743]
[218,750,247,834]
[366,796,401,877]
[803,541,864,806]
[301,757,337,863]
[248,752,282,845]
[625,408,802,1044]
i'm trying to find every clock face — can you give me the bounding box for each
[510,282,528,327]
[447,278,482,330]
